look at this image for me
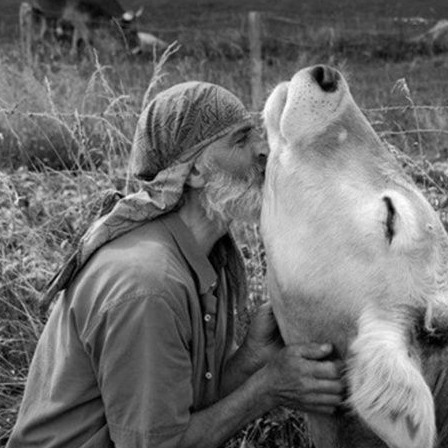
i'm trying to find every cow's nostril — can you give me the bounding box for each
[310,65,339,93]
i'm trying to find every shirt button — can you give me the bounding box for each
[205,372,212,380]
[204,314,211,322]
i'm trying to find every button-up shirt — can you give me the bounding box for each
[7,212,245,448]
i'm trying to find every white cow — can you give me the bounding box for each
[261,65,448,448]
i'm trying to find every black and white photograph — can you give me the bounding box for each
[1,1,448,447]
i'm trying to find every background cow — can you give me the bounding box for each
[29,0,143,56]
[412,19,448,54]
[261,65,448,448]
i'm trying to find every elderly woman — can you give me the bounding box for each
[7,82,344,448]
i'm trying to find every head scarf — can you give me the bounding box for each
[41,82,252,312]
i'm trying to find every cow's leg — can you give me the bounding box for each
[38,16,48,40]
[348,306,436,448]
[69,22,91,57]
[78,22,92,52]
[73,21,93,57]
[62,8,92,58]
[70,26,79,57]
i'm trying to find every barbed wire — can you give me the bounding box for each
[2,103,448,117]
[1,8,439,33]
[363,106,448,113]
[2,8,447,134]
[379,129,448,136]
[1,106,448,136]
[262,15,306,28]
[0,107,139,119]
[263,11,436,29]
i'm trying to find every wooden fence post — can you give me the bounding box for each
[248,11,262,111]
[19,2,33,66]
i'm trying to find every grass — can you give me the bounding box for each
[2,10,448,447]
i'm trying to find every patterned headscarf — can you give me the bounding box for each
[132,81,252,180]
[41,82,252,312]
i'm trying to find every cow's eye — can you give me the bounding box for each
[383,196,396,244]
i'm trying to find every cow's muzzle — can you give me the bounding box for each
[310,65,340,93]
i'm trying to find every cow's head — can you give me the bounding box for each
[261,65,448,448]
[118,6,143,53]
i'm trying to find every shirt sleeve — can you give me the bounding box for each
[83,294,193,448]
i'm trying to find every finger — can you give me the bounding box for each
[300,404,338,415]
[254,302,273,318]
[308,379,345,395]
[260,303,277,324]
[293,343,334,360]
[251,302,276,326]
[311,361,343,379]
[259,301,273,313]
[300,392,344,406]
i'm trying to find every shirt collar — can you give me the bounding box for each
[160,212,218,294]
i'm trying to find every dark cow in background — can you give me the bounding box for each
[29,0,143,56]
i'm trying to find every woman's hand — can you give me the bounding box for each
[260,343,345,415]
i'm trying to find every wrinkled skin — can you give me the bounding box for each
[261,65,448,448]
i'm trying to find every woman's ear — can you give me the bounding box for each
[185,159,207,189]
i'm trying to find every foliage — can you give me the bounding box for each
[0,168,116,443]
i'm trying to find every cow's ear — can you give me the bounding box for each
[135,6,144,18]
[348,306,436,448]
[263,82,288,138]
[263,82,289,153]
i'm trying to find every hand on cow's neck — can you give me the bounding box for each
[178,188,228,256]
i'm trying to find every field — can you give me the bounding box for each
[2,0,448,446]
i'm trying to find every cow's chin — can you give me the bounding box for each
[199,167,263,229]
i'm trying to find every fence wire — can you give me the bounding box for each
[261,11,438,54]
[0,7,442,51]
